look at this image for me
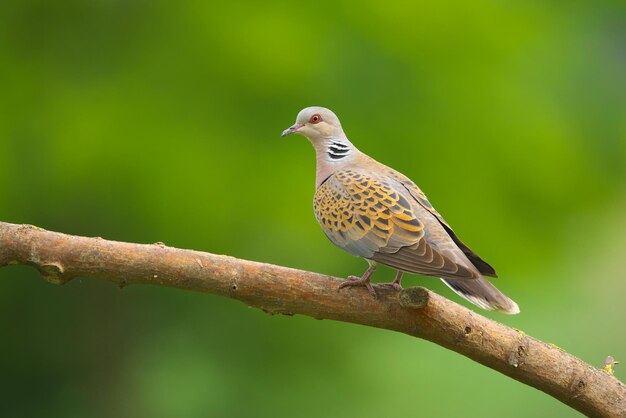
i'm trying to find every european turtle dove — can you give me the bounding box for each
[281,106,519,314]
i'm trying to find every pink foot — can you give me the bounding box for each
[337,264,377,298]
[338,275,377,297]
[377,271,404,291]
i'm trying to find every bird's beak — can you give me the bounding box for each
[281,123,304,137]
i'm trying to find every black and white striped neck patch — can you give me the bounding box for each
[327,141,351,160]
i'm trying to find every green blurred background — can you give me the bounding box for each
[1,1,625,417]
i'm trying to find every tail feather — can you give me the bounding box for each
[442,277,520,314]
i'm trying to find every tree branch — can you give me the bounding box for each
[0,221,624,417]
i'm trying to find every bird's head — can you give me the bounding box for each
[281,106,345,141]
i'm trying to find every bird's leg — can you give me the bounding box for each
[338,264,377,297]
[391,271,404,290]
[378,270,404,291]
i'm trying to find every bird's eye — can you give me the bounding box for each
[309,114,322,124]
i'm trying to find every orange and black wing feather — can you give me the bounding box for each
[314,169,480,280]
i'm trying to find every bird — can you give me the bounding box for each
[281,106,520,314]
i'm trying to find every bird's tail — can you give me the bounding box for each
[441,277,520,314]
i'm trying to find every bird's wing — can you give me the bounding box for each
[314,170,424,257]
[391,172,498,278]
[314,169,480,280]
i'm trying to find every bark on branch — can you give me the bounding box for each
[0,222,624,417]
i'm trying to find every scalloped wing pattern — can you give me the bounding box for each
[314,170,480,280]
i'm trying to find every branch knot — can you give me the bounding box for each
[38,262,72,285]
[398,286,430,309]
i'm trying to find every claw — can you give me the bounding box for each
[378,271,404,291]
[337,264,377,298]
[377,281,402,291]
[338,275,377,297]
